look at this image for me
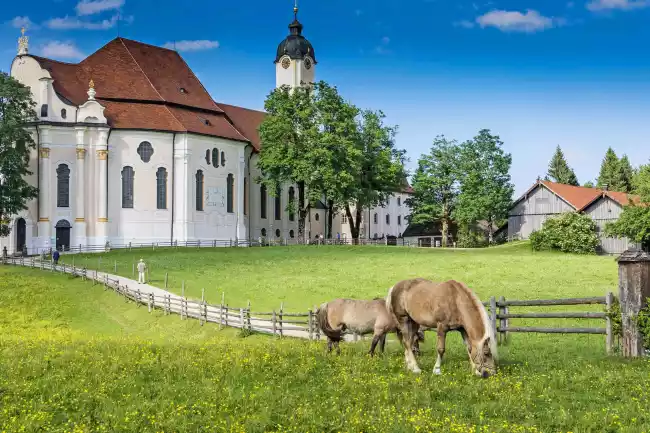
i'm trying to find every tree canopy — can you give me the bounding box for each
[0,72,39,237]
[546,145,578,186]
[596,147,634,192]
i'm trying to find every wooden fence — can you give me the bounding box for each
[2,256,615,352]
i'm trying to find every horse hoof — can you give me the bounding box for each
[433,368,441,375]
[410,366,422,374]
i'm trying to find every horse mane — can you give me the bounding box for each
[459,282,498,361]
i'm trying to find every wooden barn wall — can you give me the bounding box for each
[584,197,637,254]
[508,185,574,240]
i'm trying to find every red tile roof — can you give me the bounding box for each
[28,37,260,143]
[515,180,641,210]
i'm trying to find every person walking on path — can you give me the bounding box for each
[137,258,147,284]
[52,250,60,266]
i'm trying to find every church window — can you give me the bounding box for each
[397,197,401,206]
[244,177,248,215]
[61,109,67,119]
[398,215,402,226]
[386,214,390,225]
[137,141,154,163]
[212,148,219,168]
[156,167,167,210]
[275,186,281,220]
[373,213,378,224]
[260,185,267,219]
[276,229,281,238]
[288,187,295,221]
[221,151,226,166]
[195,170,204,211]
[341,213,348,224]
[205,149,211,165]
[315,213,320,221]
[261,228,267,237]
[56,164,70,208]
[121,166,134,209]
[226,173,234,213]
[289,229,295,238]
[40,104,48,118]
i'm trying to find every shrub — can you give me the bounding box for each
[530,212,599,254]
[456,225,488,248]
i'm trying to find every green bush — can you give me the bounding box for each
[456,225,488,248]
[530,212,599,254]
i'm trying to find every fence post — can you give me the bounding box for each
[617,249,650,357]
[200,288,205,326]
[239,307,245,330]
[181,282,186,320]
[272,310,277,336]
[498,296,506,344]
[308,309,313,340]
[219,292,224,329]
[279,302,284,338]
[314,305,321,340]
[148,293,152,313]
[489,296,498,339]
[606,291,614,354]
[146,266,149,284]
[247,300,251,331]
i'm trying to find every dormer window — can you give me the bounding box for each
[179,87,187,94]
[61,109,67,119]
[40,104,48,118]
[198,116,211,126]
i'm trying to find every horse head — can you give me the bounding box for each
[471,336,497,378]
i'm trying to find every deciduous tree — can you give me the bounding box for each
[0,72,38,237]
[405,136,459,247]
[546,145,579,185]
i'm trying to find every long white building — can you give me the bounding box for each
[1,9,411,254]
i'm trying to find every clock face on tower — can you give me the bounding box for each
[304,57,312,70]
[281,57,291,69]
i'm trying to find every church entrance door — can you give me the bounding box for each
[16,218,26,254]
[55,220,71,251]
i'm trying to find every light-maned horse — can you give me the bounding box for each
[386,278,498,378]
[315,298,425,356]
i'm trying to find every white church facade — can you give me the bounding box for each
[1,10,411,254]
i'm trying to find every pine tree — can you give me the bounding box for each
[618,154,635,193]
[596,147,622,191]
[546,145,579,186]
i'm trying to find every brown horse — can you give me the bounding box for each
[386,278,498,377]
[316,298,425,356]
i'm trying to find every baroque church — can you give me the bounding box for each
[1,8,412,254]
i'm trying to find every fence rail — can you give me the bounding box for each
[1,256,615,352]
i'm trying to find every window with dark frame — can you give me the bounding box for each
[40,104,48,118]
[398,215,402,226]
[156,167,167,209]
[56,164,70,208]
[221,151,226,166]
[374,213,378,224]
[205,149,211,165]
[137,141,154,163]
[275,186,281,220]
[288,187,295,221]
[212,148,219,168]
[195,170,204,211]
[226,173,234,213]
[289,229,295,238]
[386,214,390,225]
[121,166,134,209]
[244,177,248,215]
[61,108,67,119]
[260,184,267,219]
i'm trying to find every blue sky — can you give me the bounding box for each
[2,0,650,197]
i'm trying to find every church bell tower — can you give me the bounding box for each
[274,5,316,88]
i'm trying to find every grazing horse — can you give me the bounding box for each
[315,298,425,356]
[386,278,498,378]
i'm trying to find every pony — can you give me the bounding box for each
[315,298,425,356]
[386,278,498,378]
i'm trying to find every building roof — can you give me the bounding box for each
[402,221,458,238]
[274,8,316,64]
[27,37,259,144]
[513,179,641,211]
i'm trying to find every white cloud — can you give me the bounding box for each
[76,0,125,16]
[163,40,220,52]
[586,0,649,11]
[374,36,391,55]
[40,41,85,60]
[476,9,556,32]
[455,20,476,28]
[10,16,38,29]
[45,14,119,30]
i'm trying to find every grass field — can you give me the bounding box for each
[3,245,650,432]
[72,242,619,311]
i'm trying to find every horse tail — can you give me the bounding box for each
[316,302,342,342]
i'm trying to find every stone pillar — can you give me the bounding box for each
[617,249,650,357]
[37,126,51,249]
[236,151,246,242]
[74,127,87,245]
[96,128,109,244]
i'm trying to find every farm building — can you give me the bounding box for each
[507,179,641,254]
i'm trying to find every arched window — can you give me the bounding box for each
[261,228,267,237]
[195,170,204,211]
[260,185,267,219]
[397,197,401,206]
[156,167,167,209]
[315,213,320,221]
[244,177,248,215]
[137,141,154,163]
[373,213,378,224]
[276,229,281,238]
[398,215,402,226]
[56,163,70,208]
[212,148,219,168]
[226,173,234,213]
[275,186,282,220]
[386,214,390,225]
[205,149,211,165]
[40,104,48,118]
[221,151,226,166]
[61,108,67,119]
[288,187,295,221]
[121,166,134,208]
[289,229,295,238]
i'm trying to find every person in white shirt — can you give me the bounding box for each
[137,258,146,284]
